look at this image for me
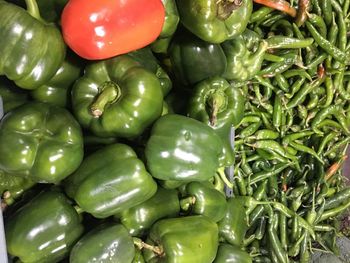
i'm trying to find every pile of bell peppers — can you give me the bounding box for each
[1,0,350,262]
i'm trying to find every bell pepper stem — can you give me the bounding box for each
[217,0,243,20]
[2,191,15,206]
[179,196,196,211]
[133,237,164,256]
[207,91,226,126]
[90,82,121,117]
[73,205,84,215]
[25,0,42,21]
[217,168,233,189]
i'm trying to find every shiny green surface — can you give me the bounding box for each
[213,243,252,263]
[218,197,249,247]
[0,169,35,203]
[65,143,157,219]
[187,77,245,165]
[70,224,135,263]
[184,181,227,222]
[222,31,267,81]
[0,102,84,183]
[116,186,180,237]
[143,215,219,263]
[169,29,227,85]
[0,76,29,113]
[71,54,163,138]
[128,47,172,96]
[176,0,253,43]
[151,0,179,53]
[30,54,82,107]
[0,0,65,90]
[145,114,225,182]
[5,190,84,263]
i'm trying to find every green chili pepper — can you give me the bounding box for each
[267,215,288,263]
[320,0,333,25]
[306,21,349,64]
[249,163,291,185]
[286,76,325,109]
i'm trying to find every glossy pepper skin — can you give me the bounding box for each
[168,28,227,86]
[187,77,245,165]
[128,47,172,96]
[0,102,84,183]
[151,0,179,53]
[0,170,35,206]
[65,143,157,219]
[0,76,29,113]
[71,54,163,138]
[143,215,219,263]
[116,186,180,237]
[5,190,84,263]
[145,114,225,182]
[222,32,268,81]
[176,0,253,43]
[70,223,135,263]
[213,243,252,263]
[218,197,249,247]
[181,181,227,222]
[30,53,82,107]
[0,0,66,90]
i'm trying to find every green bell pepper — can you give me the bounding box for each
[116,186,180,237]
[151,0,179,53]
[65,143,157,219]
[168,28,227,86]
[176,0,253,43]
[222,33,268,81]
[187,77,245,165]
[71,54,163,138]
[213,243,252,263]
[128,47,172,96]
[218,197,249,247]
[70,223,135,263]
[145,114,225,182]
[133,249,146,263]
[5,190,84,263]
[0,170,35,207]
[142,215,219,263]
[180,181,227,222]
[30,53,82,107]
[0,102,84,183]
[0,76,29,113]
[0,0,66,90]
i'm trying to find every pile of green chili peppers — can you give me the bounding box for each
[1,0,350,262]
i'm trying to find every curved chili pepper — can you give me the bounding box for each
[253,0,297,17]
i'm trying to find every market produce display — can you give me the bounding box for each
[1,0,350,262]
